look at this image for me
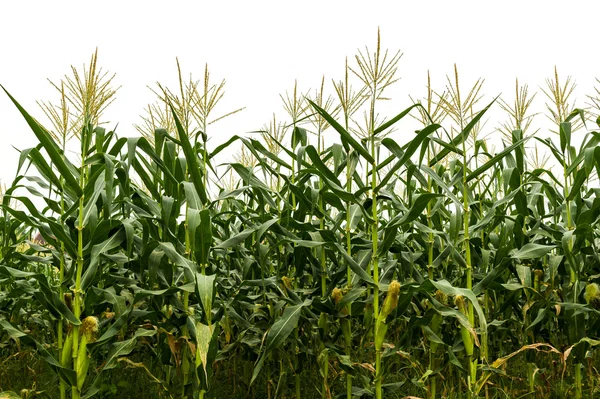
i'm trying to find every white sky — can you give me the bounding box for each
[1,0,600,185]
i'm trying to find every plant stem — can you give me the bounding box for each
[72,123,90,399]
[460,114,477,397]
[369,83,382,399]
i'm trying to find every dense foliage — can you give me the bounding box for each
[2,35,600,398]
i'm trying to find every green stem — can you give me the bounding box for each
[181,155,194,398]
[72,123,90,399]
[58,174,66,399]
[575,363,582,399]
[369,85,381,399]
[460,119,477,397]
[562,144,582,399]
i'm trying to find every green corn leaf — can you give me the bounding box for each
[467,137,529,183]
[183,181,203,210]
[334,243,376,286]
[373,103,424,134]
[1,85,82,198]
[308,100,374,164]
[101,328,157,371]
[196,273,216,320]
[429,98,496,166]
[251,300,311,384]
[511,243,556,260]
[81,230,125,291]
[377,130,440,190]
[215,226,257,249]
[170,104,208,205]
[194,322,216,383]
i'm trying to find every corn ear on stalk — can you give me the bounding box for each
[76,316,98,391]
[455,295,474,356]
[585,283,600,309]
[375,281,400,351]
[61,329,73,367]
[332,287,352,346]
[379,281,400,320]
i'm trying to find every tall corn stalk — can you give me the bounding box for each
[437,64,484,397]
[350,29,401,399]
[333,57,367,399]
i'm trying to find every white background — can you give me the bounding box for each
[1,0,599,184]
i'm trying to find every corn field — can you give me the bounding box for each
[2,33,600,399]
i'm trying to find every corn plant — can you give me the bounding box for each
[4,33,600,399]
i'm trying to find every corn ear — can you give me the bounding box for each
[75,334,90,390]
[585,283,600,309]
[455,295,474,356]
[379,281,400,320]
[61,330,73,367]
[75,316,98,390]
[374,321,388,351]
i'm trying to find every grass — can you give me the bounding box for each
[4,345,600,398]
